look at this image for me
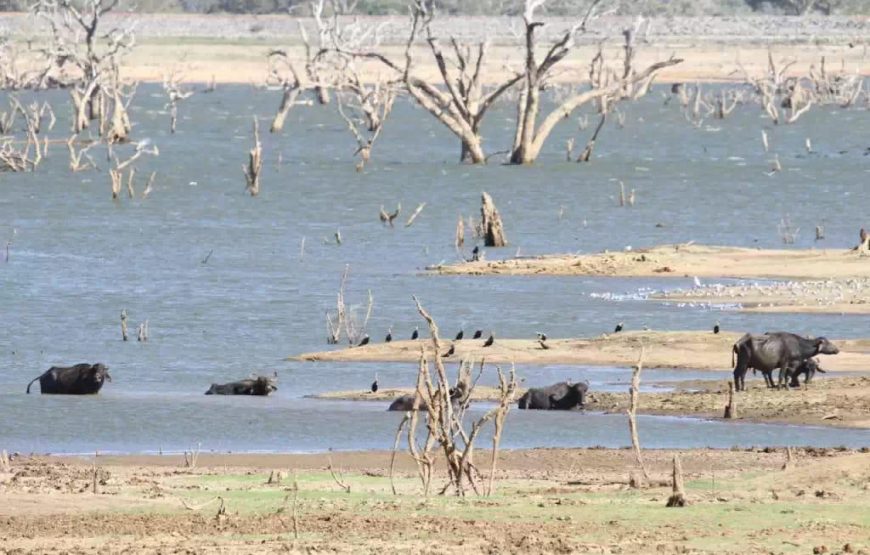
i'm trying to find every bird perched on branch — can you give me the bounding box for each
[483,333,494,347]
[411,326,419,340]
[536,332,548,342]
[614,322,624,333]
[442,344,455,357]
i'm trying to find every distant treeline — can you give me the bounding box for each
[0,0,866,15]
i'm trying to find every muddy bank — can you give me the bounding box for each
[0,448,867,553]
[432,244,870,280]
[293,330,870,373]
[315,376,870,430]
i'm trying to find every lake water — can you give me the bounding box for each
[1,84,868,454]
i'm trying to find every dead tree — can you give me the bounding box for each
[409,297,517,496]
[0,97,43,172]
[345,1,522,164]
[627,348,650,482]
[510,1,682,165]
[266,51,309,133]
[665,454,687,507]
[33,0,135,131]
[480,192,506,247]
[67,133,97,172]
[243,117,262,196]
[163,70,194,134]
[335,79,396,171]
[109,139,158,200]
[298,0,334,105]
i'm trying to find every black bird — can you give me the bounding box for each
[470,246,480,262]
[411,327,419,340]
[536,332,548,342]
[483,333,494,347]
[713,321,720,335]
[385,328,392,343]
[473,330,483,339]
[455,329,464,341]
[371,374,379,393]
[442,344,455,357]
[614,322,624,333]
[357,335,370,347]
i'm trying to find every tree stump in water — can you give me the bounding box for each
[481,192,506,247]
[666,454,687,507]
[724,381,736,419]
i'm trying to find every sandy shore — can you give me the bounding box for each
[2,14,868,84]
[293,330,870,372]
[1,447,867,553]
[316,375,870,429]
[432,244,870,280]
[657,277,870,314]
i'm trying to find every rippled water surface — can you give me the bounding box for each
[1,85,869,453]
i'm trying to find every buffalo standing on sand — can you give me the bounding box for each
[732,332,838,391]
[205,374,278,396]
[26,363,111,394]
[518,381,588,410]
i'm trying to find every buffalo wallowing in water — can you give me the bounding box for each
[205,374,278,396]
[517,381,588,410]
[26,363,111,395]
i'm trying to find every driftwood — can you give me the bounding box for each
[327,453,351,493]
[454,215,465,249]
[404,203,426,228]
[480,192,506,247]
[120,309,128,341]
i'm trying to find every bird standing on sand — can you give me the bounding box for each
[473,330,483,339]
[713,321,720,335]
[357,335,370,347]
[371,374,379,393]
[455,329,464,341]
[385,328,392,343]
[614,322,624,333]
[483,333,494,347]
[536,332,548,342]
[411,326,419,340]
[442,344,455,357]
[470,246,480,262]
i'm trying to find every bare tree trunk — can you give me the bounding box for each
[271,87,301,133]
[666,454,687,507]
[577,113,606,162]
[315,85,331,105]
[243,117,263,196]
[627,348,650,481]
[480,192,506,247]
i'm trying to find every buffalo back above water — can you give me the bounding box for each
[518,382,588,410]
[205,375,278,396]
[26,363,111,395]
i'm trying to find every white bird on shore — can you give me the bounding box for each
[693,276,702,288]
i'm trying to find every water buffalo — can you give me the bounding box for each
[26,363,111,395]
[789,358,826,387]
[387,382,468,412]
[517,381,588,410]
[732,332,838,391]
[205,374,277,396]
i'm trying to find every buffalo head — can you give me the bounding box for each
[815,337,839,355]
[91,363,111,384]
